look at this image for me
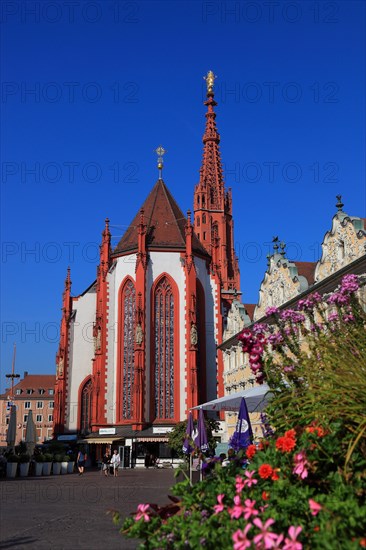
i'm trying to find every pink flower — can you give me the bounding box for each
[235,476,245,494]
[243,469,258,488]
[283,526,303,550]
[309,499,322,516]
[253,518,278,549]
[213,493,225,514]
[243,499,259,520]
[293,452,309,479]
[232,524,252,550]
[135,503,150,522]
[229,495,246,519]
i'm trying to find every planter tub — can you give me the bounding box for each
[52,462,61,475]
[60,462,68,475]
[42,462,52,476]
[19,463,30,477]
[6,462,18,478]
[67,461,75,474]
[35,462,43,476]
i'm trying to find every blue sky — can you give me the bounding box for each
[1,0,365,389]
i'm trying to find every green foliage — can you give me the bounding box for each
[263,292,366,467]
[117,422,366,549]
[168,417,220,459]
[53,454,64,462]
[19,453,30,463]
[7,454,19,463]
[43,453,53,462]
[34,454,45,463]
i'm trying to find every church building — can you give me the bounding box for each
[54,72,240,459]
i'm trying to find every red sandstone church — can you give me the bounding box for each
[54,73,240,458]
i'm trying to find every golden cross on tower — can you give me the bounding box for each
[204,70,217,94]
[155,145,166,180]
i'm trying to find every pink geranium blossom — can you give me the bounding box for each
[243,499,259,520]
[213,493,225,514]
[229,495,246,519]
[236,476,245,493]
[232,524,252,550]
[293,451,309,479]
[309,499,323,516]
[135,504,150,522]
[283,526,303,550]
[253,518,278,549]
[243,469,258,488]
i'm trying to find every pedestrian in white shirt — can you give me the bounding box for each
[110,449,121,477]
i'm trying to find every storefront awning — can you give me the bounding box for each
[77,437,124,445]
[136,437,169,442]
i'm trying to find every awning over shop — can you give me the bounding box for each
[77,437,124,445]
[136,437,169,442]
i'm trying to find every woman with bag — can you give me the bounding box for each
[102,449,111,477]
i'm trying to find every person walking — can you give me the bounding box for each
[77,449,87,475]
[102,449,111,477]
[110,449,121,477]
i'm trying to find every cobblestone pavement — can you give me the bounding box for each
[0,468,176,549]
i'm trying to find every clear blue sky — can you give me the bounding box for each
[1,0,365,390]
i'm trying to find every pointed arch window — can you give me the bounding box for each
[80,379,92,434]
[121,280,136,419]
[154,277,175,420]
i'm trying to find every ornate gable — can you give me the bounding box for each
[254,250,312,321]
[315,198,366,282]
[223,299,250,340]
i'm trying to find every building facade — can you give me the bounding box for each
[0,373,56,446]
[220,198,366,442]
[54,73,241,458]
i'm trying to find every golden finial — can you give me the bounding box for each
[204,70,216,94]
[154,145,166,179]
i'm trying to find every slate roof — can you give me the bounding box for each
[113,180,209,258]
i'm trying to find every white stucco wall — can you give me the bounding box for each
[66,288,96,430]
[195,257,219,402]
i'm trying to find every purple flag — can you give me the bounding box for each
[194,408,209,452]
[182,412,195,454]
[229,397,253,451]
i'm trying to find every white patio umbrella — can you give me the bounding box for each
[25,410,37,456]
[191,384,273,413]
[6,405,17,449]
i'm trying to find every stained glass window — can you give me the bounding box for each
[122,280,136,419]
[80,379,92,434]
[154,277,175,419]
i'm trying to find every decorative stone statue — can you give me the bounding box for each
[57,356,64,377]
[135,323,143,345]
[190,323,198,346]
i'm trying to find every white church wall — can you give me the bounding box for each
[66,289,96,431]
[195,257,219,402]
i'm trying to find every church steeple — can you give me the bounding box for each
[193,71,240,301]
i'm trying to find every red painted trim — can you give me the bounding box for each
[116,276,136,424]
[150,272,180,423]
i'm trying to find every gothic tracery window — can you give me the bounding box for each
[121,280,136,419]
[80,379,92,434]
[154,277,175,420]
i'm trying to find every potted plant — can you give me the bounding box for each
[34,453,45,476]
[60,454,70,475]
[67,453,75,474]
[42,453,53,476]
[6,454,19,478]
[19,453,30,477]
[52,454,63,475]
